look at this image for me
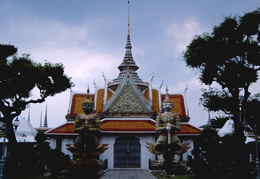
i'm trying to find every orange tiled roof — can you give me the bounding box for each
[176,123,202,135]
[70,91,187,117]
[45,122,76,135]
[161,94,186,117]
[101,119,155,132]
[46,120,201,135]
[70,94,95,116]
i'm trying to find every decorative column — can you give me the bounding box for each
[149,74,154,106]
[93,79,98,111]
[103,73,108,106]
[158,81,163,112]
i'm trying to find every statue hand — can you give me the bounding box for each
[83,126,89,132]
[166,123,171,131]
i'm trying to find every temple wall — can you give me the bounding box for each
[61,138,74,158]
[180,138,194,161]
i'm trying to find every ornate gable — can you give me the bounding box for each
[104,76,152,113]
[109,86,145,112]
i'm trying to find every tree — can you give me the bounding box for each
[244,94,260,131]
[184,8,260,177]
[210,116,229,129]
[184,8,260,137]
[0,44,73,175]
[192,127,253,178]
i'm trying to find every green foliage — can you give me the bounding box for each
[191,128,254,179]
[200,88,236,113]
[210,116,229,128]
[0,43,73,177]
[184,8,260,141]
[0,43,73,140]
[35,132,48,144]
[31,145,72,177]
[184,9,260,87]
[244,94,260,133]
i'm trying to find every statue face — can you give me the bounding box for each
[82,102,93,114]
[163,102,172,112]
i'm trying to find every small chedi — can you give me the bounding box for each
[146,87,190,176]
[66,88,108,177]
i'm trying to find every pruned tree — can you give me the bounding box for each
[184,8,260,139]
[183,9,260,177]
[0,44,73,161]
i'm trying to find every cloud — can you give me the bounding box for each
[164,18,207,56]
[7,20,88,50]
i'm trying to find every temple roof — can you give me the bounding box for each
[45,120,201,135]
[68,91,187,118]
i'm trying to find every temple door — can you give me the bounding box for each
[114,137,141,168]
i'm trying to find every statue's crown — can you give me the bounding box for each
[163,86,172,103]
[83,86,93,104]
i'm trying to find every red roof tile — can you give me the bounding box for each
[46,120,201,135]
[69,93,187,117]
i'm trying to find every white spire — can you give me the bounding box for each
[27,105,30,121]
[43,104,48,128]
[39,109,42,128]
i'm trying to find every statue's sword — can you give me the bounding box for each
[167,123,171,144]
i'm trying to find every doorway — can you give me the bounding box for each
[114,137,141,168]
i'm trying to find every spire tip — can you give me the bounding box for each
[128,0,130,35]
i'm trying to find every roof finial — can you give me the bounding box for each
[128,0,130,36]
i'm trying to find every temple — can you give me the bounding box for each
[45,3,201,169]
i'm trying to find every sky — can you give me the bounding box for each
[0,0,259,128]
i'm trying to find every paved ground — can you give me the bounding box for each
[100,169,157,179]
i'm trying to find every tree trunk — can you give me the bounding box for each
[232,93,248,177]
[4,117,19,178]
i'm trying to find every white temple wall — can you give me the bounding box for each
[48,137,74,159]
[180,138,194,161]
[61,138,74,158]
[48,135,196,166]
[139,135,156,169]
[100,136,116,169]
[49,138,56,149]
